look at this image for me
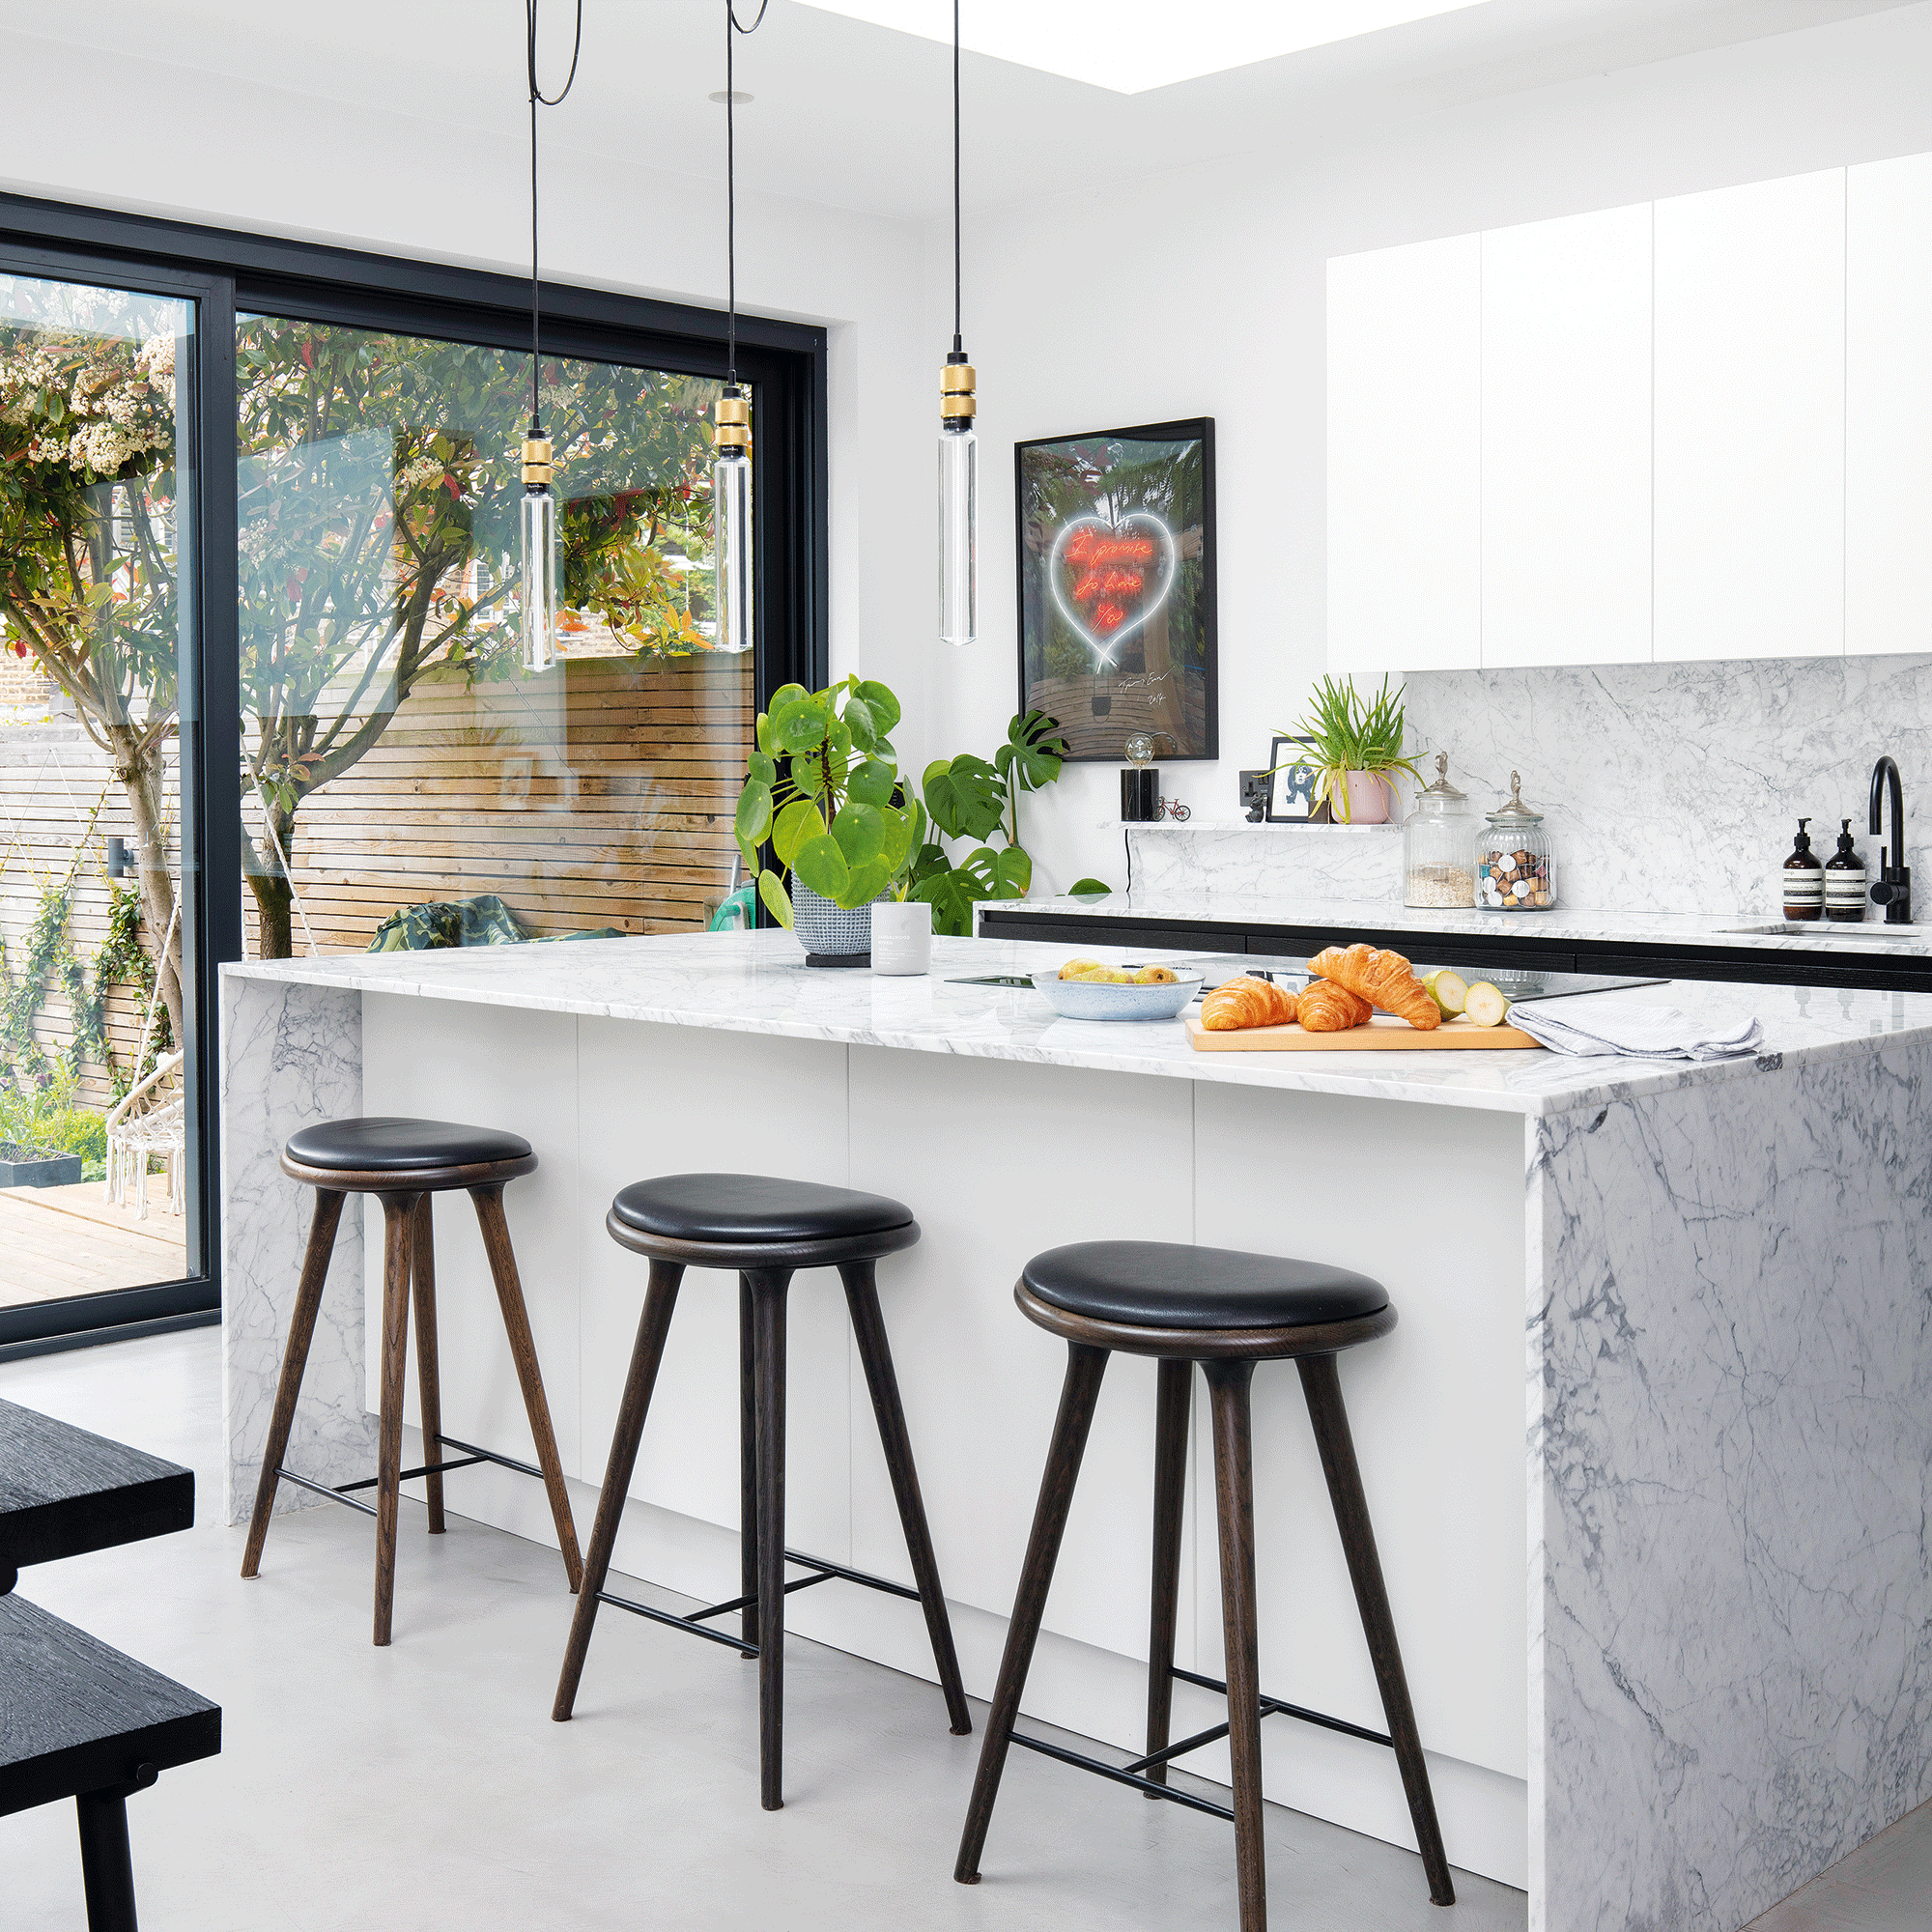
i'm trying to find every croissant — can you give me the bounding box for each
[1306,943,1441,1031]
[1295,979,1374,1032]
[1200,975,1297,1031]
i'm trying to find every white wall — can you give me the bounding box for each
[930,1,1932,895]
[0,25,937,762]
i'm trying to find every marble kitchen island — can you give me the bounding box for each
[219,931,1932,1932]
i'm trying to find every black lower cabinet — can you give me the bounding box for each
[978,910,1932,995]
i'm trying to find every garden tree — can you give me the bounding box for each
[0,306,186,1047]
[236,318,719,956]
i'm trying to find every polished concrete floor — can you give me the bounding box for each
[0,1330,1920,1931]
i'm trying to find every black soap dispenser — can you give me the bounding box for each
[1782,818,1824,922]
[1825,819,1866,923]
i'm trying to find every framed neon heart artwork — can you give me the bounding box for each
[1016,416,1217,762]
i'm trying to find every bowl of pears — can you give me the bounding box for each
[1032,956,1204,1022]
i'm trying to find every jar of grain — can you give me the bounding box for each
[1475,771,1554,912]
[1403,753,1476,907]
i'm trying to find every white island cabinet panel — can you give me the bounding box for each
[1848,152,1932,656]
[1654,168,1846,661]
[1327,235,1482,672]
[1481,204,1653,668]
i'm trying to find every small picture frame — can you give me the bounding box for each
[1265,735,1322,823]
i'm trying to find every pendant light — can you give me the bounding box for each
[519,0,582,673]
[712,2,768,656]
[938,0,977,648]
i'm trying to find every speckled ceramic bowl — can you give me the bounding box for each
[1031,970,1202,1022]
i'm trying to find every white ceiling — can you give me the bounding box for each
[788,0,1493,93]
[7,0,1918,225]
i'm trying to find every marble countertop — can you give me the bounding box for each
[224,930,1932,1120]
[997,890,1932,957]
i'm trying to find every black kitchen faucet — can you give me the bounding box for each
[1869,754,1912,923]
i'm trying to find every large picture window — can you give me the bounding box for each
[0,197,826,1351]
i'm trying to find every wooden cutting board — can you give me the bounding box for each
[1182,1010,1543,1052]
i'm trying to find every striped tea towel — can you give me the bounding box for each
[1507,995,1763,1061]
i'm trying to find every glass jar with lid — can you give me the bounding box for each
[1475,770,1554,912]
[1403,753,1476,907]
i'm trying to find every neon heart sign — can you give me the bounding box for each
[1047,513,1178,667]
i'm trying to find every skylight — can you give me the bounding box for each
[790,0,1492,94]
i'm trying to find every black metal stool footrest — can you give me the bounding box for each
[276,1432,550,1520]
[595,1547,928,1662]
[1008,1667,1401,1826]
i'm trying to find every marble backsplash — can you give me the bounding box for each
[1124,657,1932,918]
[1403,656,1932,919]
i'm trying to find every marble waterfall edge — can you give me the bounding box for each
[220,973,370,1525]
[1526,1042,1932,1932]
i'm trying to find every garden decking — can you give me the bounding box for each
[0,1183,185,1309]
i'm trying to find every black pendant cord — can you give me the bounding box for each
[724,0,771,389]
[952,0,963,355]
[526,0,584,437]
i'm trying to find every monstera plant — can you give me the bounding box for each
[734,686,1108,934]
[733,677,923,927]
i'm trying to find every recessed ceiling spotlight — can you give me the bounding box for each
[708,89,754,103]
[789,0,1489,93]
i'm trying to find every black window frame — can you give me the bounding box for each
[0,190,828,1357]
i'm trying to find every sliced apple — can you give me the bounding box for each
[1423,969,1468,1019]
[1463,980,1509,1028]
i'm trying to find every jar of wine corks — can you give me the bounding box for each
[1475,771,1554,912]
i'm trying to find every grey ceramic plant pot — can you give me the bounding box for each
[791,882,883,966]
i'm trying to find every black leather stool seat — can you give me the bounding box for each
[611,1172,915,1246]
[284,1116,532,1173]
[1022,1240,1388,1330]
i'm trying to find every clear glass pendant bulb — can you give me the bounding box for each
[939,423,977,647]
[520,486,557,672]
[713,447,753,655]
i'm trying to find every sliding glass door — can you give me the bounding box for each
[234,315,752,957]
[0,270,203,1315]
[0,189,825,1351]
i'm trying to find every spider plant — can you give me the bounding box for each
[1276,674,1421,823]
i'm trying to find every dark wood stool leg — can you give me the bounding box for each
[1145,1356,1192,1793]
[470,1183,583,1592]
[241,1187,346,1579]
[242,1182,348,1577]
[954,1342,1110,1885]
[1298,1352,1455,1907]
[75,1787,138,1932]
[553,1262,684,1721]
[739,1272,758,1656]
[1206,1360,1266,1932]
[838,1260,972,1736]
[410,1195,445,1535]
[373,1192,418,1648]
[748,1266,792,1809]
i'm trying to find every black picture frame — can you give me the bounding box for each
[1265,734,1324,824]
[1014,416,1217,762]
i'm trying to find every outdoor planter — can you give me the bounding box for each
[0,1142,83,1187]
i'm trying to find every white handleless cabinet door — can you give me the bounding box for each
[1847,153,1932,657]
[1481,204,1653,668]
[1327,235,1481,673]
[1653,169,1846,662]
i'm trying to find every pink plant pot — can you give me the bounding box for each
[1340,771,1394,824]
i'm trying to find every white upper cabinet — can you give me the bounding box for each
[1327,235,1482,672]
[1847,153,1932,656]
[1481,204,1653,668]
[1652,170,1846,661]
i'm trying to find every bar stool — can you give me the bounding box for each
[241,1117,582,1646]
[553,1173,971,1809]
[954,1239,1454,1929]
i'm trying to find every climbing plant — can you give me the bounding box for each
[0,779,171,1099]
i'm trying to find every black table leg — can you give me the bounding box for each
[76,1784,140,1931]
